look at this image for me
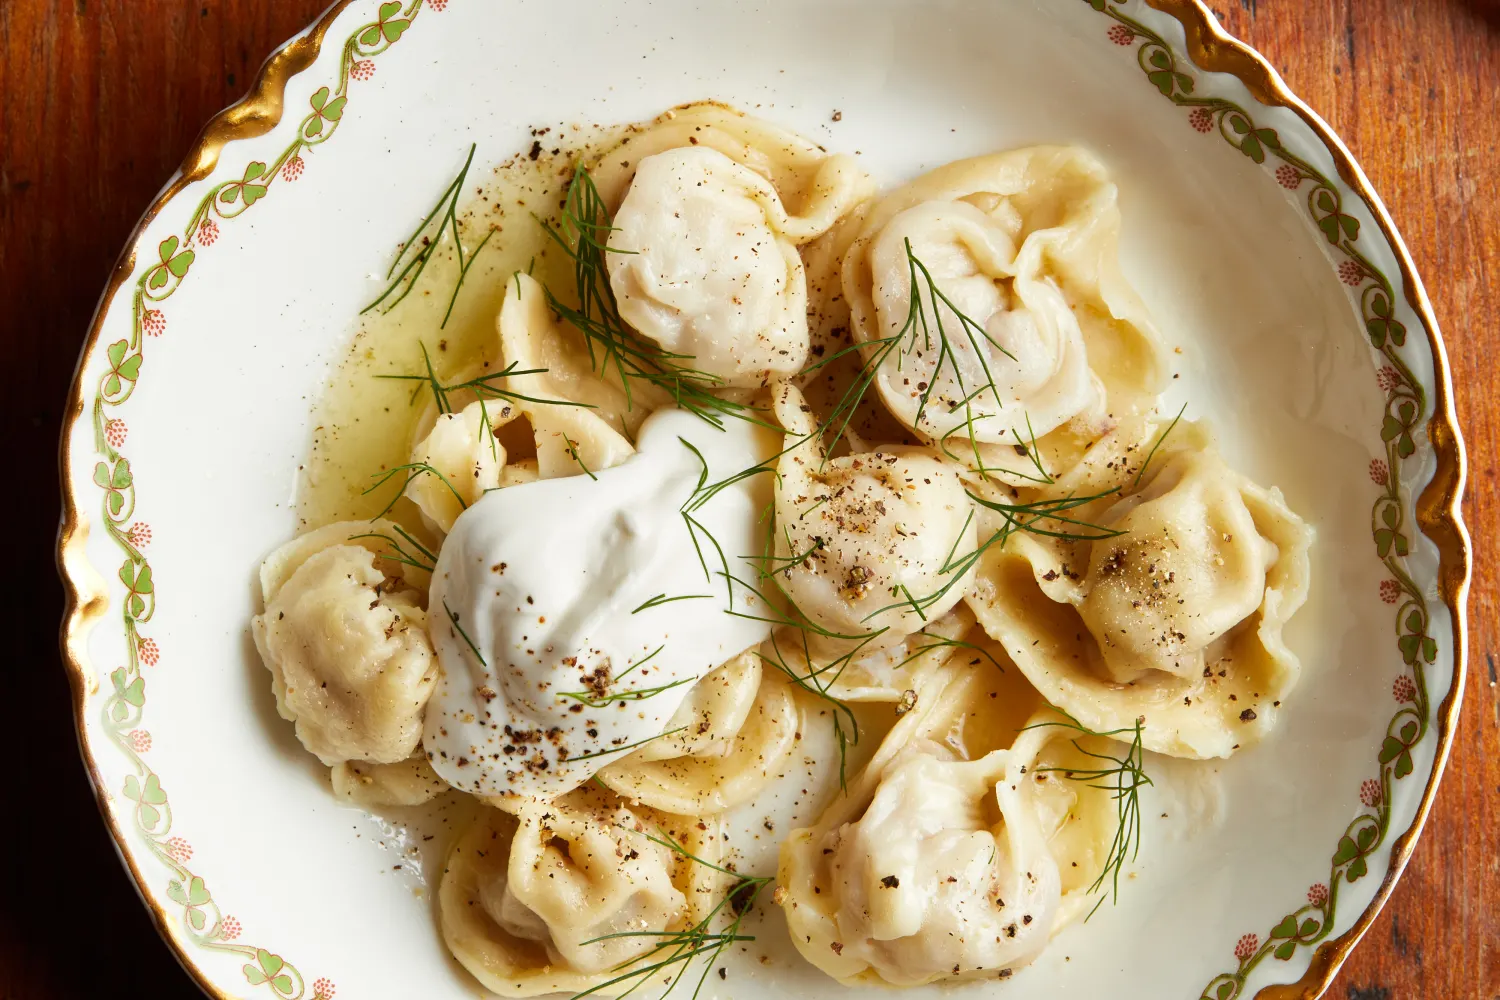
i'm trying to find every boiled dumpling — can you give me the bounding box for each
[842,146,1165,484]
[597,651,801,815]
[251,521,437,766]
[966,421,1313,757]
[405,298,638,534]
[592,103,874,388]
[1079,449,1280,682]
[330,753,448,807]
[771,382,976,653]
[608,147,810,386]
[408,399,536,534]
[499,271,647,437]
[440,788,724,997]
[779,658,1111,985]
[770,603,985,703]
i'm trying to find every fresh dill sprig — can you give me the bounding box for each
[377,343,594,465]
[441,227,496,329]
[563,434,598,480]
[755,530,823,580]
[616,644,665,681]
[537,164,770,431]
[558,675,695,709]
[1132,402,1189,488]
[885,632,1006,675]
[631,593,713,614]
[376,343,595,414]
[1025,713,1151,918]
[897,236,1016,431]
[964,488,1128,543]
[363,461,468,519]
[567,726,687,763]
[859,488,1124,626]
[441,600,486,667]
[362,144,495,327]
[800,330,906,459]
[347,527,437,574]
[570,827,770,1000]
[556,645,685,708]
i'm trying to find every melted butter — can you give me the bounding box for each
[296,124,626,534]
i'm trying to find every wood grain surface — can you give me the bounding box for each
[2,1,1494,997]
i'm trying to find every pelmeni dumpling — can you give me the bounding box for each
[797,208,919,455]
[251,521,437,766]
[779,658,1115,985]
[407,399,537,534]
[592,104,874,388]
[607,147,809,386]
[440,789,723,997]
[500,271,649,438]
[406,293,638,534]
[769,603,985,703]
[597,651,801,815]
[967,423,1313,757]
[771,382,976,653]
[842,146,1165,484]
[330,753,448,807]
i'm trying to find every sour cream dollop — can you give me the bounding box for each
[423,409,776,799]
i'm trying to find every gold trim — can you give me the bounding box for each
[1140,3,1472,999]
[56,3,358,998]
[54,2,1471,998]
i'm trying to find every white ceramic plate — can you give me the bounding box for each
[59,2,1470,999]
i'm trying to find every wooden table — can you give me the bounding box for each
[3,1,1494,996]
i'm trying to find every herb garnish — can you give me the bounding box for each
[631,593,713,614]
[570,827,770,1000]
[1132,402,1189,487]
[347,526,438,574]
[363,461,468,519]
[537,164,770,430]
[1025,713,1152,918]
[362,143,495,328]
[567,726,688,763]
[441,599,486,667]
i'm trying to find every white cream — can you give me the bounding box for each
[423,408,776,799]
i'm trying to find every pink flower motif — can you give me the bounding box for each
[1376,366,1401,392]
[127,522,153,548]
[1379,579,1401,604]
[282,156,306,182]
[1393,675,1417,703]
[142,309,166,337]
[105,419,128,449]
[1234,933,1259,961]
[428,0,448,9]
[350,59,376,81]
[138,636,161,667]
[198,217,219,247]
[1369,459,1389,486]
[1188,107,1214,133]
[165,836,194,863]
[1275,164,1300,189]
[313,978,336,1000]
[127,729,152,753]
[1338,259,1364,286]
[219,915,242,941]
[1307,883,1328,907]
[1107,24,1134,45]
[1360,778,1382,808]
